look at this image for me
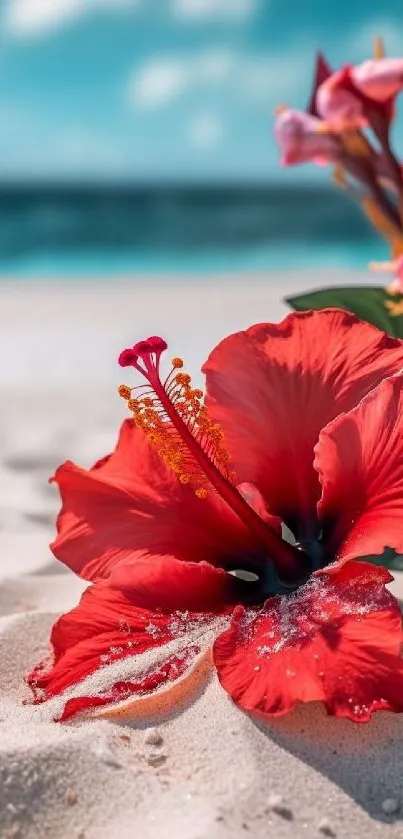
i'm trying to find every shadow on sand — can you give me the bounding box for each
[252,700,403,824]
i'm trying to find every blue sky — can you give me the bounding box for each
[0,0,402,181]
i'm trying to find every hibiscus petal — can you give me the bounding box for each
[214,560,403,721]
[27,557,236,721]
[316,373,403,562]
[352,58,403,104]
[51,419,267,581]
[203,310,403,539]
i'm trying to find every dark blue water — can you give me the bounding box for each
[0,183,385,277]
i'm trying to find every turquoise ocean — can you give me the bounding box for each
[0,184,387,279]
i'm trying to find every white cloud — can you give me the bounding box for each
[187,111,223,149]
[128,49,234,109]
[172,0,256,22]
[4,0,80,35]
[128,47,304,112]
[129,58,189,108]
[4,0,139,38]
[194,49,234,83]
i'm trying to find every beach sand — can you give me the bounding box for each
[1,272,403,839]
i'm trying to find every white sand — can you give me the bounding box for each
[1,272,403,839]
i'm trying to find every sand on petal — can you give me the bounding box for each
[93,647,213,722]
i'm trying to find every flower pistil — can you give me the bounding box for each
[118,336,303,583]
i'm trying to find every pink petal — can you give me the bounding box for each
[352,58,403,103]
[274,108,340,166]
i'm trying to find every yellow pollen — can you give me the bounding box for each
[119,349,233,497]
[208,423,223,438]
[144,407,157,421]
[175,373,191,386]
[118,384,132,400]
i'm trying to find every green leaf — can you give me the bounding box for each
[285,286,403,337]
[362,548,403,572]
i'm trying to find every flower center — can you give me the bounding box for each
[228,563,308,603]
[118,336,304,585]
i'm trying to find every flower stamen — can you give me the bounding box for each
[118,337,303,583]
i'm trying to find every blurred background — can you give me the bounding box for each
[0,0,402,277]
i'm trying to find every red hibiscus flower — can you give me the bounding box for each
[28,310,403,723]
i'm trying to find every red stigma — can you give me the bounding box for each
[145,336,168,352]
[119,336,168,379]
[118,348,136,367]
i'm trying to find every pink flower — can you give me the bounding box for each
[274,108,340,166]
[316,67,368,132]
[316,58,403,133]
[352,58,403,102]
